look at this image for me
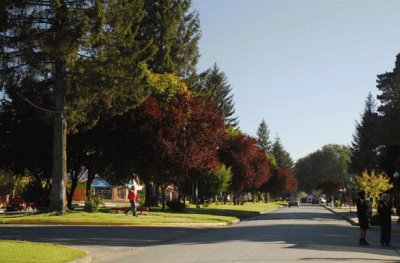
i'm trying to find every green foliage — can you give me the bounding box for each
[295,144,351,192]
[0,167,31,195]
[140,0,200,78]
[84,190,103,213]
[271,136,294,170]
[193,64,239,127]
[208,165,232,197]
[257,119,272,152]
[350,93,380,174]
[334,200,341,208]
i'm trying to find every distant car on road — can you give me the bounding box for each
[288,198,300,208]
[6,196,27,211]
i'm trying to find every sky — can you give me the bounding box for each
[192,0,400,161]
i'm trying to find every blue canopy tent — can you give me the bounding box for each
[92,177,113,200]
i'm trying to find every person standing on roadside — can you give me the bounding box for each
[126,185,138,217]
[356,190,370,245]
[378,194,392,246]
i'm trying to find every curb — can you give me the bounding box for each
[69,255,91,263]
[322,205,358,226]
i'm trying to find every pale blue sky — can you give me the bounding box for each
[192,0,400,161]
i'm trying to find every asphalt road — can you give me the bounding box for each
[1,204,400,262]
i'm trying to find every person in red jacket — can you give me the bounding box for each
[126,185,138,216]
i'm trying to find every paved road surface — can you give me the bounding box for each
[1,205,399,262]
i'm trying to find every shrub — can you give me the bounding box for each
[334,200,341,208]
[84,191,103,213]
[167,199,185,212]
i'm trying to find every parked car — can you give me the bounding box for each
[288,198,300,208]
[6,196,27,211]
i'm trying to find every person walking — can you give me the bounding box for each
[126,185,138,216]
[378,194,392,246]
[356,190,370,245]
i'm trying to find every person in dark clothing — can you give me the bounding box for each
[378,194,392,246]
[356,190,369,245]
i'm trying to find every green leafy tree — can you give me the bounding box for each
[355,170,393,207]
[350,93,380,174]
[0,1,153,213]
[295,144,351,192]
[271,136,294,171]
[194,64,239,127]
[256,119,272,152]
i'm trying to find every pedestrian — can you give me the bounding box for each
[128,174,143,191]
[356,190,370,245]
[126,185,138,216]
[378,194,392,246]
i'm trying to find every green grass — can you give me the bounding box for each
[0,240,86,263]
[0,201,285,226]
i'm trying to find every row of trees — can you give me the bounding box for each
[294,54,400,202]
[0,0,297,213]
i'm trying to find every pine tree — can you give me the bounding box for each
[376,54,400,175]
[256,119,272,152]
[194,64,239,128]
[272,136,294,171]
[350,93,379,174]
[139,0,200,79]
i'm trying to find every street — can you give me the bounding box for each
[1,205,399,262]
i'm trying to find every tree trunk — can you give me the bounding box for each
[144,180,152,208]
[48,62,67,214]
[161,184,167,212]
[66,169,79,209]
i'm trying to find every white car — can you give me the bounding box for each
[288,198,300,208]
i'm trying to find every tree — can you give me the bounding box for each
[376,53,400,176]
[355,170,393,206]
[0,1,153,213]
[194,64,239,127]
[271,136,294,171]
[350,93,380,174]
[295,144,351,192]
[219,134,271,204]
[129,92,224,210]
[139,0,200,79]
[256,119,272,152]
[316,177,344,196]
[264,167,297,199]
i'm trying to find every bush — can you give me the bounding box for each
[84,191,103,213]
[167,199,185,212]
[334,200,341,208]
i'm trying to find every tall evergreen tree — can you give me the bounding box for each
[256,119,272,152]
[139,0,200,79]
[194,64,239,128]
[350,93,379,174]
[0,1,153,213]
[271,136,294,171]
[376,53,400,175]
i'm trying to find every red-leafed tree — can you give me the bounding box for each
[316,177,343,196]
[219,134,271,204]
[264,166,298,199]
[129,93,224,210]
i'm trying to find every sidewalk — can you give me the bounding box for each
[324,204,400,233]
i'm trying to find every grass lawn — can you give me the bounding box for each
[0,240,86,263]
[0,201,285,226]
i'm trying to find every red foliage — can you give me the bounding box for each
[316,177,343,196]
[130,94,224,186]
[219,134,271,193]
[264,166,298,197]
